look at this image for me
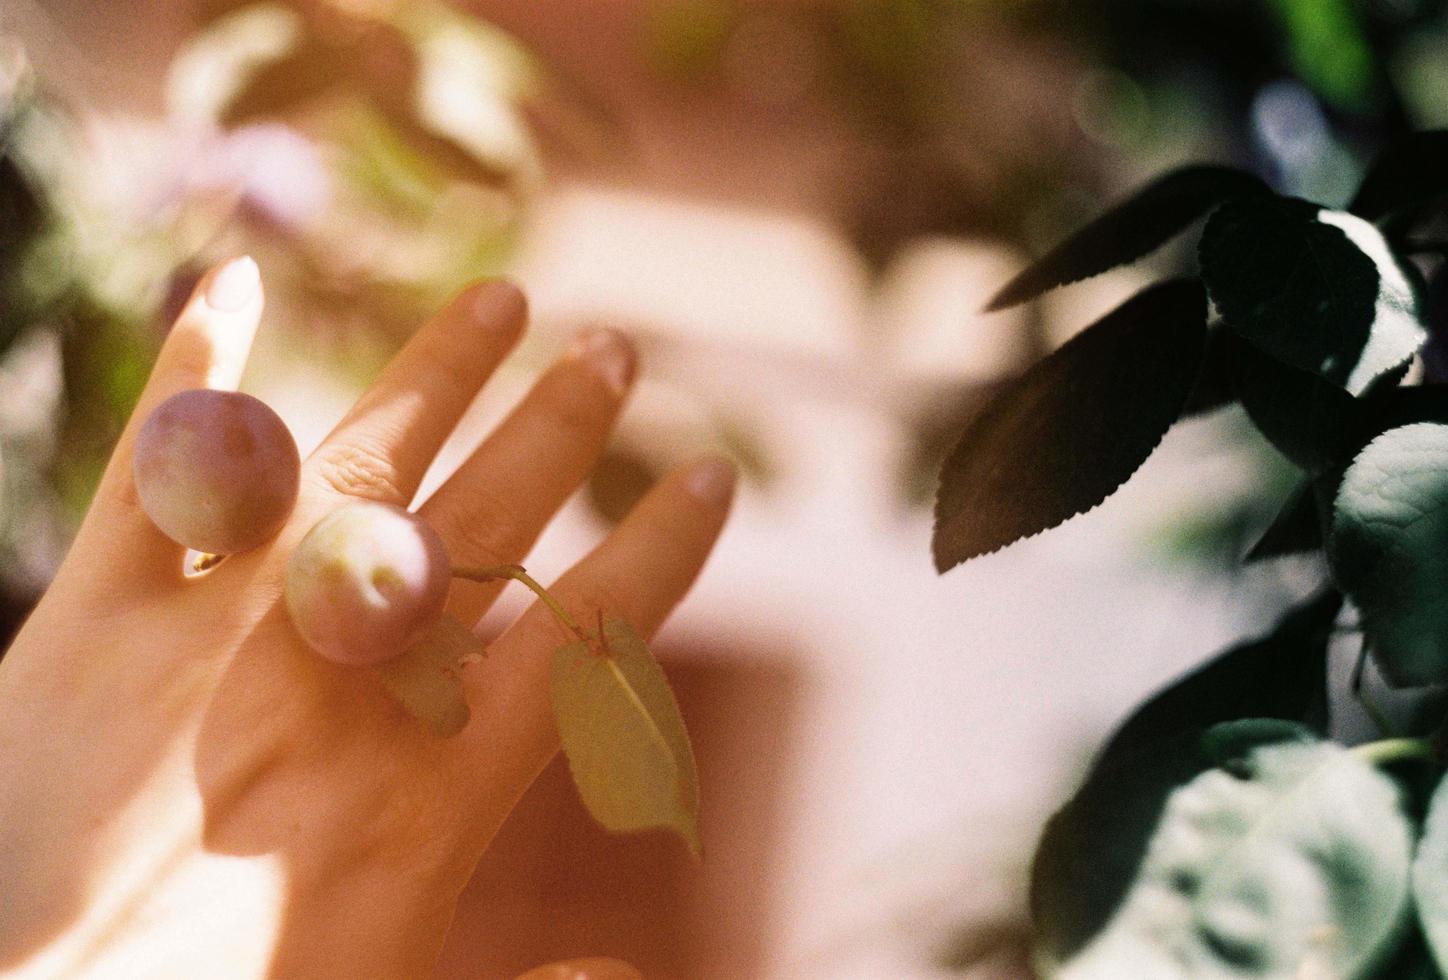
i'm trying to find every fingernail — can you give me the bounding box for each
[204,256,259,312]
[513,959,644,980]
[685,455,737,507]
[471,278,527,330]
[565,328,635,395]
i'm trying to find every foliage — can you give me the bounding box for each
[934,133,1448,976]
[1036,727,1413,979]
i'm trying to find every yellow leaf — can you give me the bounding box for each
[551,618,701,857]
[374,615,477,737]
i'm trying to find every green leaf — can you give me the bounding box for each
[1179,326,1237,418]
[1201,196,1425,394]
[1330,422,1448,687]
[1351,384,1448,448]
[1366,924,1442,980]
[1039,734,1414,978]
[1350,130,1448,223]
[1091,590,1342,770]
[986,166,1265,311]
[1270,0,1374,112]
[1244,480,1325,562]
[1032,722,1314,968]
[1228,332,1359,472]
[1229,340,1424,477]
[373,615,477,737]
[1412,770,1448,975]
[1198,718,1320,759]
[933,279,1206,570]
[551,617,701,856]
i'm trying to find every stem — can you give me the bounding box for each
[452,564,589,642]
[1352,737,1438,767]
[191,551,225,573]
[1351,639,1398,738]
[1400,238,1448,257]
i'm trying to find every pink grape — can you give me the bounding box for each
[284,501,452,666]
[133,389,300,555]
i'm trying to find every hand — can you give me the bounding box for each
[0,257,734,978]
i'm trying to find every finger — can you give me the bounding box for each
[513,959,644,980]
[81,257,264,558]
[456,456,736,840]
[421,327,635,628]
[305,279,526,506]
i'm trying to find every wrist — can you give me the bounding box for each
[4,849,457,980]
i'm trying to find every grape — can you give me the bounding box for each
[285,501,452,666]
[133,389,300,555]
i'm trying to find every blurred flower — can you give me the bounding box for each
[0,2,548,603]
[184,122,331,231]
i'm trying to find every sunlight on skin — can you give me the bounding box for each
[6,735,286,979]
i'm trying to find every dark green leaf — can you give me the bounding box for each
[1228,332,1359,472]
[1350,130,1448,223]
[1091,590,1341,770]
[1032,733,1226,969]
[1352,384,1448,448]
[1033,722,1310,967]
[1366,924,1441,980]
[986,166,1264,311]
[1244,481,1325,562]
[933,280,1207,571]
[1229,345,1422,478]
[1196,718,1320,760]
[1303,383,1448,520]
[373,615,477,737]
[1413,770,1448,975]
[1179,325,1237,418]
[1038,733,1413,978]
[1201,196,1425,394]
[1330,422,1448,687]
[551,618,701,856]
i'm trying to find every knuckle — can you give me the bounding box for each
[313,440,406,503]
[433,494,522,568]
[159,338,216,387]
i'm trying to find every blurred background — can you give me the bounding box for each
[1,0,1445,976]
